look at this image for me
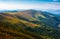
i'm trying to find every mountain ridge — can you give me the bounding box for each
[0,10,60,39]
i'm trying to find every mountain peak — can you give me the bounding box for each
[21,9,37,12]
[28,9,37,11]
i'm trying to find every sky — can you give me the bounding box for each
[0,0,60,14]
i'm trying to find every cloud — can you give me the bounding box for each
[0,1,60,10]
[28,2,60,10]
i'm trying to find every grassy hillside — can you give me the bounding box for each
[0,10,60,39]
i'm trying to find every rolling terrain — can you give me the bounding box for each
[0,10,60,39]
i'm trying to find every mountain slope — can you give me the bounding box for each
[0,10,60,39]
[5,10,60,29]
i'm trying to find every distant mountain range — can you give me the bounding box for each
[0,10,60,39]
[46,9,60,14]
[0,10,21,12]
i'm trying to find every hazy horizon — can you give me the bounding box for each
[0,0,60,14]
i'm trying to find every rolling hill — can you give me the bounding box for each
[0,10,60,39]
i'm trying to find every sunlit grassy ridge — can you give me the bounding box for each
[0,10,60,39]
